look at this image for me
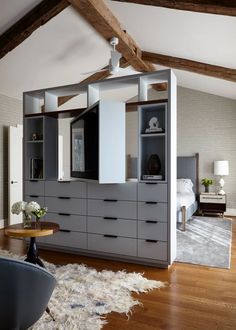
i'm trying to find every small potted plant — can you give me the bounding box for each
[201,178,213,193]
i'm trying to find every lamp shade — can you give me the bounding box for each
[214,160,229,176]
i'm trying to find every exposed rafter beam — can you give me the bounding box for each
[111,1,236,16]
[0,0,69,60]
[142,51,236,82]
[67,0,155,72]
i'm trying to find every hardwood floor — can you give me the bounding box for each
[1,217,236,330]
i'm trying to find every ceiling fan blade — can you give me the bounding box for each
[81,68,108,75]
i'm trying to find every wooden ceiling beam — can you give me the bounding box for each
[142,51,236,82]
[0,0,69,60]
[111,1,236,17]
[67,0,155,72]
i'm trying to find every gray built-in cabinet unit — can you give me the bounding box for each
[23,70,177,267]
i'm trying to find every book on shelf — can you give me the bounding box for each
[142,174,163,180]
[201,192,216,195]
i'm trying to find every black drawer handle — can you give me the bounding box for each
[145,182,157,185]
[58,213,71,216]
[145,220,158,224]
[104,217,117,220]
[103,199,118,202]
[145,239,158,243]
[29,180,38,182]
[29,195,39,198]
[58,181,71,183]
[59,229,71,233]
[145,201,158,205]
[104,234,118,238]
[58,196,71,200]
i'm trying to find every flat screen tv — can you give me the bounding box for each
[71,104,99,180]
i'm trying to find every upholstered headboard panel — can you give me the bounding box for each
[177,153,199,194]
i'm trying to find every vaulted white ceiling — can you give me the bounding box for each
[0,0,235,101]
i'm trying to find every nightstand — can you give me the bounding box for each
[199,193,226,217]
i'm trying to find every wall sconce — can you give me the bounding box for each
[214,160,229,195]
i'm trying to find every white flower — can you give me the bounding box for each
[25,201,40,214]
[11,201,27,215]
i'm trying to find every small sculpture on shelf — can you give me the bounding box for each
[143,154,163,180]
[145,117,164,133]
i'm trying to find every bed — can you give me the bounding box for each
[177,153,199,231]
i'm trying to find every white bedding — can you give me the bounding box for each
[177,192,195,210]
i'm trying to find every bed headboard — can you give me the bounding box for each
[177,153,199,194]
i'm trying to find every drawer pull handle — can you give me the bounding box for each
[59,229,71,233]
[29,195,39,198]
[58,213,71,216]
[103,199,118,202]
[29,180,38,182]
[145,182,158,185]
[104,217,117,220]
[104,234,118,238]
[145,201,158,205]
[58,196,71,200]
[145,220,158,224]
[145,239,158,243]
[58,181,71,183]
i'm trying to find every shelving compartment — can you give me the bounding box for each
[138,103,167,182]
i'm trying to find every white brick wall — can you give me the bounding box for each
[0,93,22,222]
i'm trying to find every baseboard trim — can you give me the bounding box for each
[226,208,236,217]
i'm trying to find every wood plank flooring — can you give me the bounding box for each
[0,216,235,330]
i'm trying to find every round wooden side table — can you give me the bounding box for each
[5,221,59,267]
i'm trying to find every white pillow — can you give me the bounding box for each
[177,178,193,193]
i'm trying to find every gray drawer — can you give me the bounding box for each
[25,180,44,196]
[138,240,167,260]
[88,182,137,201]
[25,195,45,207]
[138,202,167,222]
[43,231,87,249]
[88,216,137,238]
[45,180,87,198]
[45,196,86,215]
[138,221,167,240]
[46,212,86,232]
[88,233,137,256]
[138,183,167,202]
[88,199,137,219]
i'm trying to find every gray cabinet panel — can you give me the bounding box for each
[88,216,137,238]
[88,199,137,219]
[88,234,137,256]
[46,212,86,232]
[43,231,87,249]
[138,202,167,222]
[138,240,167,260]
[25,195,45,207]
[88,182,137,201]
[138,221,167,240]
[45,180,87,198]
[25,180,44,196]
[45,196,87,215]
[138,183,167,202]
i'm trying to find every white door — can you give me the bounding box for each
[8,124,23,225]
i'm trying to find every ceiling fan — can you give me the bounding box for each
[82,37,124,75]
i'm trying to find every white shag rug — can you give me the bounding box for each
[0,249,164,330]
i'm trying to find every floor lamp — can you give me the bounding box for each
[214,160,229,195]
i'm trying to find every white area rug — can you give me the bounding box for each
[176,216,232,269]
[0,249,164,330]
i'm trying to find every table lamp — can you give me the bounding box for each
[214,160,229,195]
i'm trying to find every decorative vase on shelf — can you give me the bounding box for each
[23,212,31,228]
[147,154,161,175]
[205,185,209,193]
